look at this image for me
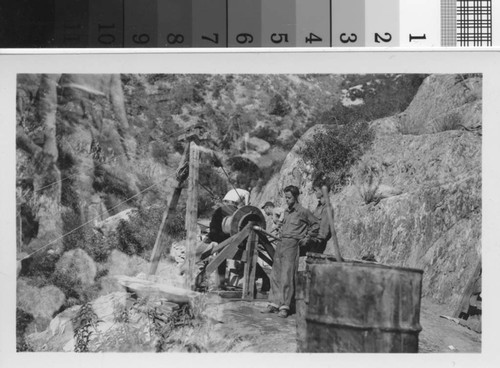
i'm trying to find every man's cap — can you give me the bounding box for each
[223,188,250,205]
[261,201,274,209]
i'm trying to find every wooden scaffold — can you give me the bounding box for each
[148,141,275,300]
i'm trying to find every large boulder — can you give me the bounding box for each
[95,208,136,236]
[26,292,128,352]
[105,249,148,276]
[246,136,271,154]
[55,248,97,287]
[17,278,66,331]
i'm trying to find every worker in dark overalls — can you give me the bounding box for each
[203,188,270,292]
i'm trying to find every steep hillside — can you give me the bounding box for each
[255,74,481,315]
[15,73,428,351]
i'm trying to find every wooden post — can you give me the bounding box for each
[148,144,189,276]
[184,142,200,290]
[242,224,258,300]
[322,186,343,262]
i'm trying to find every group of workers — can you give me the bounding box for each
[200,177,332,319]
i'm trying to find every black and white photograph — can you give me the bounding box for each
[13,71,482,354]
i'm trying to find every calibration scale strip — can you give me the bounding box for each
[0,0,496,48]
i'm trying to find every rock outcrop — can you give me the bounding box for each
[400,74,481,134]
[255,74,481,315]
[331,130,480,314]
[26,292,128,352]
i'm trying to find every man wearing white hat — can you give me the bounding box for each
[202,188,250,289]
[222,188,250,207]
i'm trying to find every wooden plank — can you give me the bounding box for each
[205,239,242,276]
[184,142,200,290]
[148,144,189,275]
[242,226,258,300]
[115,275,198,304]
[200,224,251,260]
[258,251,273,267]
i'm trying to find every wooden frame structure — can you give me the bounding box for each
[148,141,275,300]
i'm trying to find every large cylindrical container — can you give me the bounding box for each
[297,253,423,353]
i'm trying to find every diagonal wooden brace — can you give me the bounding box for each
[204,224,251,276]
[258,251,273,267]
[256,231,275,261]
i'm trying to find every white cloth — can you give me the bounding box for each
[223,188,250,205]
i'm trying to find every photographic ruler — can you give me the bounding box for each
[0,0,495,48]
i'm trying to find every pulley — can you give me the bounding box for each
[221,205,266,236]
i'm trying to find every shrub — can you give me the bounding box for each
[73,303,101,352]
[114,206,184,260]
[269,93,291,117]
[253,126,278,145]
[432,112,463,133]
[92,297,197,352]
[354,159,382,205]
[300,121,374,191]
[150,140,170,166]
[16,308,34,352]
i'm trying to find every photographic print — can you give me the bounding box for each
[14,72,481,353]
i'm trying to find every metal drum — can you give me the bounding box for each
[297,253,423,353]
[221,205,266,236]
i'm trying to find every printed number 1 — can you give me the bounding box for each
[409,34,426,42]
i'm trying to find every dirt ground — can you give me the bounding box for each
[204,295,481,353]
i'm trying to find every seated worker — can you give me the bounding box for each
[261,201,284,236]
[202,188,270,292]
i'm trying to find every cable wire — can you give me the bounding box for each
[212,153,243,204]
[21,173,174,261]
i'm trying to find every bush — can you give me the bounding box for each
[433,112,463,133]
[269,93,291,117]
[354,159,382,204]
[150,141,170,166]
[16,308,34,352]
[115,206,184,260]
[253,126,278,145]
[300,121,374,192]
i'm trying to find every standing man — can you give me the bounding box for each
[264,185,319,318]
[309,178,332,254]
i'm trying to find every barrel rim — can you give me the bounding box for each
[305,253,424,274]
[305,314,423,333]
